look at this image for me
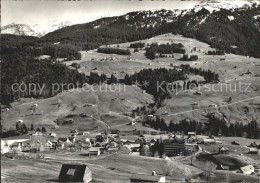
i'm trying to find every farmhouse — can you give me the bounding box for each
[32,103,38,108]
[88,147,100,156]
[1,144,9,154]
[248,148,258,154]
[129,121,136,125]
[187,136,196,144]
[203,138,216,145]
[219,146,229,154]
[231,141,240,145]
[83,131,90,136]
[147,114,154,119]
[59,164,92,183]
[248,142,258,148]
[71,129,79,134]
[32,131,43,136]
[49,133,57,137]
[108,141,118,148]
[58,137,75,144]
[46,141,55,149]
[240,165,255,175]
[96,135,108,143]
[188,132,196,137]
[1,135,30,152]
[10,141,31,152]
[52,125,59,129]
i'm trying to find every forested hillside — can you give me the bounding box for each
[1,4,260,106]
[41,4,260,58]
[1,35,85,106]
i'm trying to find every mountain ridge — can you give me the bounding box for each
[40,3,260,57]
[2,0,259,37]
[1,19,86,37]
[1,23,36,36]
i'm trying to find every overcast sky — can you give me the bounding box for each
[1,0,200,27]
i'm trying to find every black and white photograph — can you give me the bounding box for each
[1,0,260,182]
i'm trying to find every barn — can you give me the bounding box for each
[58,164,92,182]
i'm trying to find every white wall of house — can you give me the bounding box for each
[1,139,29,148]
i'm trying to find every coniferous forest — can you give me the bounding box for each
[123,65,219,105]
[97,47,131,55]
[1,35,85,106]
[129,42,145,48]
[145,43,185,60]
[142,114,260,139]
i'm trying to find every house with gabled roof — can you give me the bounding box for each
[248,148,258,154]
[88,147,100,156]
[1,135,31,154]
[219,146,229,154]
[240,165,255,175]
[59,164,92,183]
[248,142,257,148]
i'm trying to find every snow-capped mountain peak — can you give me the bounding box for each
[1,23,36,36]
[194,0,259,13]
[31,20,74,37]
[1,18,91,37]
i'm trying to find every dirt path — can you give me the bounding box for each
[164,95,260,117]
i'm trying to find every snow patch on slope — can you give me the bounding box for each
[195,0,259,13]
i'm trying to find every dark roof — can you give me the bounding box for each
[249,142,258,147]
[58,138,68,142]
[231,141,240,145]
[163,139,185,144]
[59,164,91,182]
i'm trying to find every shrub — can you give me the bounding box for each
[180,54,198,61]
[208,50,225,55]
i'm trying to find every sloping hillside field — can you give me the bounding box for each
[2,85,153,134]
[63,34,260,124]
[3,34,260,129]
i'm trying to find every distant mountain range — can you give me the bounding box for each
[1,23,36,36]
[1,0,260,57]
[1,20,77,37]
[1,0,259,37]
[197,0,260,12]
